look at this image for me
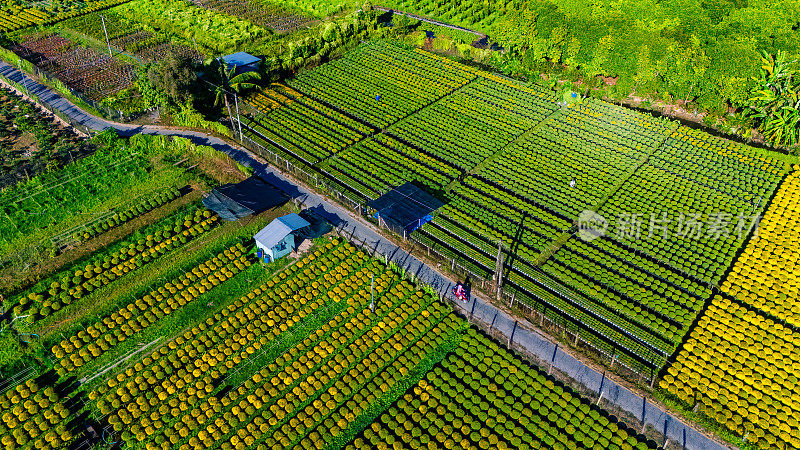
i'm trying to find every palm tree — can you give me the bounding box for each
[209,57,261,122]
[747,51,800,148]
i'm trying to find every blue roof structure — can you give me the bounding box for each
[223,52,261,71]
[254,213,311,249]
[367,182,444,233]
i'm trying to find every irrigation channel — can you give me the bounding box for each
[0,59,730,450]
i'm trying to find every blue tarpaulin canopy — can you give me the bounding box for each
[222,52,261,73]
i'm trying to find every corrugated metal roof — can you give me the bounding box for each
[254,213,310,249]
[223,52,260,68]
[276,213,311,230]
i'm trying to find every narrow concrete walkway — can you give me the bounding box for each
[0,59,728,450]
[374,7,486,38]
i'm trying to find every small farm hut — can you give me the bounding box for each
[254,213,310,262]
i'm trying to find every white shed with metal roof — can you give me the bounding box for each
[254,213,310,262]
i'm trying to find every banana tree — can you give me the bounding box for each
[746,51,800,148]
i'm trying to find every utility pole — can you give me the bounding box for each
[370,274,375,313]
[494,241,504,303]
[100,15,113,56]
[17,60,28,96]
[233,92,243,141]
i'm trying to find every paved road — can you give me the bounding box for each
[0,60,728,450]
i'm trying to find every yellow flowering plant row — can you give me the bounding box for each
[349,328,658,450]
[0,379,73,449]
[15,208,218,323]
[86,237,463,450]
[0,0,131,33]
[660,295,800,449]
[160,252,454,449]
[53,243,251,375]
[89,239,372,447]
[722,167,800,325]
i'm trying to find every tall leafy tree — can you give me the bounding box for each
[147,53,197,106]
[747,51,800,148]
[207,58,261,120]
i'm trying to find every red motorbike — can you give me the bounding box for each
[453,284,468,302]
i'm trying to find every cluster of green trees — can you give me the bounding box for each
[485,0,800,149]
[122,7,378,131]
[366,0,799,150]
[270,8,379,73]
[744,51,800,148]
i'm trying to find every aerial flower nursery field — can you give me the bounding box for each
[239,41,791,376]
[661,165,800,449]
[1,235,665,450]
[349,329,656,450]
[1,0,799,445]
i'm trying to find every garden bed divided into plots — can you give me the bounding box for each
[235,40,792,374]
[61,11,203,62]
[0,86,91,190]
[0,0,131,33]
[10,33,136,101]
[347,328,659,449]
[80,238,463,448]
[659,165,800,450]
[190,0,316,33]
[0,230,677,450]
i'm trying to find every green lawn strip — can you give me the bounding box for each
[1,185,206,296]
[77,261,288,391]
[0,155,190,261]
[328,314,466,449]
[0,332,25,374]
[12,201,208,331]
[34,205,289,341]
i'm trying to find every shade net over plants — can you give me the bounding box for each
[367,182,445,234]
[203,176,287,220]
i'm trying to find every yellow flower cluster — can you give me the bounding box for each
[661,166,800,449]
[722,168,800,325]
[661,296,800,449]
